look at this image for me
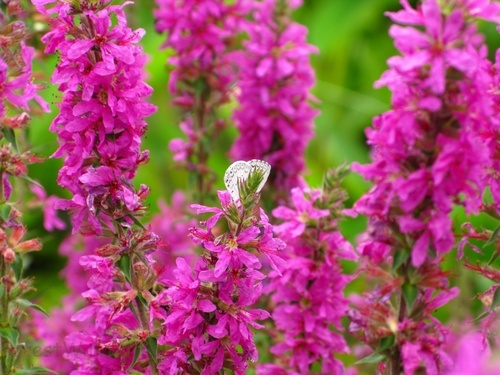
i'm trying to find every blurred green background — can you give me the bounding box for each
[22,0,500,364]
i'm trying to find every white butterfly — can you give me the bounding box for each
[224,159,271,202]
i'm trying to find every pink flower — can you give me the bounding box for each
[160,187,284,374]
[230,0,318,194]
[273,188,329,239]
[38,0,156,234]
[30,184,66,232]
[350,0,498,372]
[260,182,352,374]
[445,333,500,375]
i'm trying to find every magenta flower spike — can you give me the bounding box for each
[32,0,168,373]
[33,0,156,235]
[155,0,249,200]
[258,167,356,374]
[157,166,285,374]
[230,0,318,196]
[349,0,500,373]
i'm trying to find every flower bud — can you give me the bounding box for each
[132,262,157,291]
[3,247,15,263]
[94,244,121,257]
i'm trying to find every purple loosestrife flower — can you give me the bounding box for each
[35,235,109,373]
[34,296,85,374]
[444,333,500,375]
[155,0,249,198]
[258,167,356,375]
[230,0,318,195]
[349,0,500,373]
[149,191,198,282]
[30,184,66,232]
[34,0,156,235]
[157,171,285,374]
[34,1,166,373]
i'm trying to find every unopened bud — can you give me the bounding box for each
[132,262,156,291]
[14,239,42,254]
[9,226,26,247]
[94,244,121,257]
[137,184,150,200]
[3,247,15,263]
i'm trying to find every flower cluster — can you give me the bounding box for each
[230,0,318,195]
[258,167,356,374]
[34,234,107,373]
[155,0,249,198]
[350,0,500,373]
[156,171,285,374]
[0,14,48,128]
[445,333,500,375]
[33,0,164,373]
[34,0,156,235]
[149,191,197,282]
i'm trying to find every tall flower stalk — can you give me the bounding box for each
[349,1,499,373]
[0,2,49,374]
[33,0,161,373]
[156,168,285,374]
[258,166,357,374]
[155,0,248,202]
[455,39,500,360]
[230,0,318,197]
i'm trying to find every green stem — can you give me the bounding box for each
[386,261,410,375]
[0,258,9,375]
[135,294,158,375]
[194,87,209,205]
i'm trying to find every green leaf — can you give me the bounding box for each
[193,77,208,97]
[128,214,146,231]
[488,251,500,266]
[127,344,142,371]
[402,283,419,311]
[143,337,158,364]
[12,254,23,281]
[392,249,409,271]
[354,351,386,365]
[14,367,57,374]
[18,175,43,188]
[0,203,11,222]
[472,310,490,322]
[378,335,395,352]
[0,327,19,346]
[491,287,500,311]
[118,255,131,281]
[485,226,500,248]
[2,128,17,151]
[14,299,49,316]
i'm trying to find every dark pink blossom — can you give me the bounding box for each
[160,188,285,374]
[30,184,66,232]
[155,0,249,197]
[35,0,156,234]
[230,0,318,194]
[272,187,329,238]
[349,0,497,372]
[259,176,353,375]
